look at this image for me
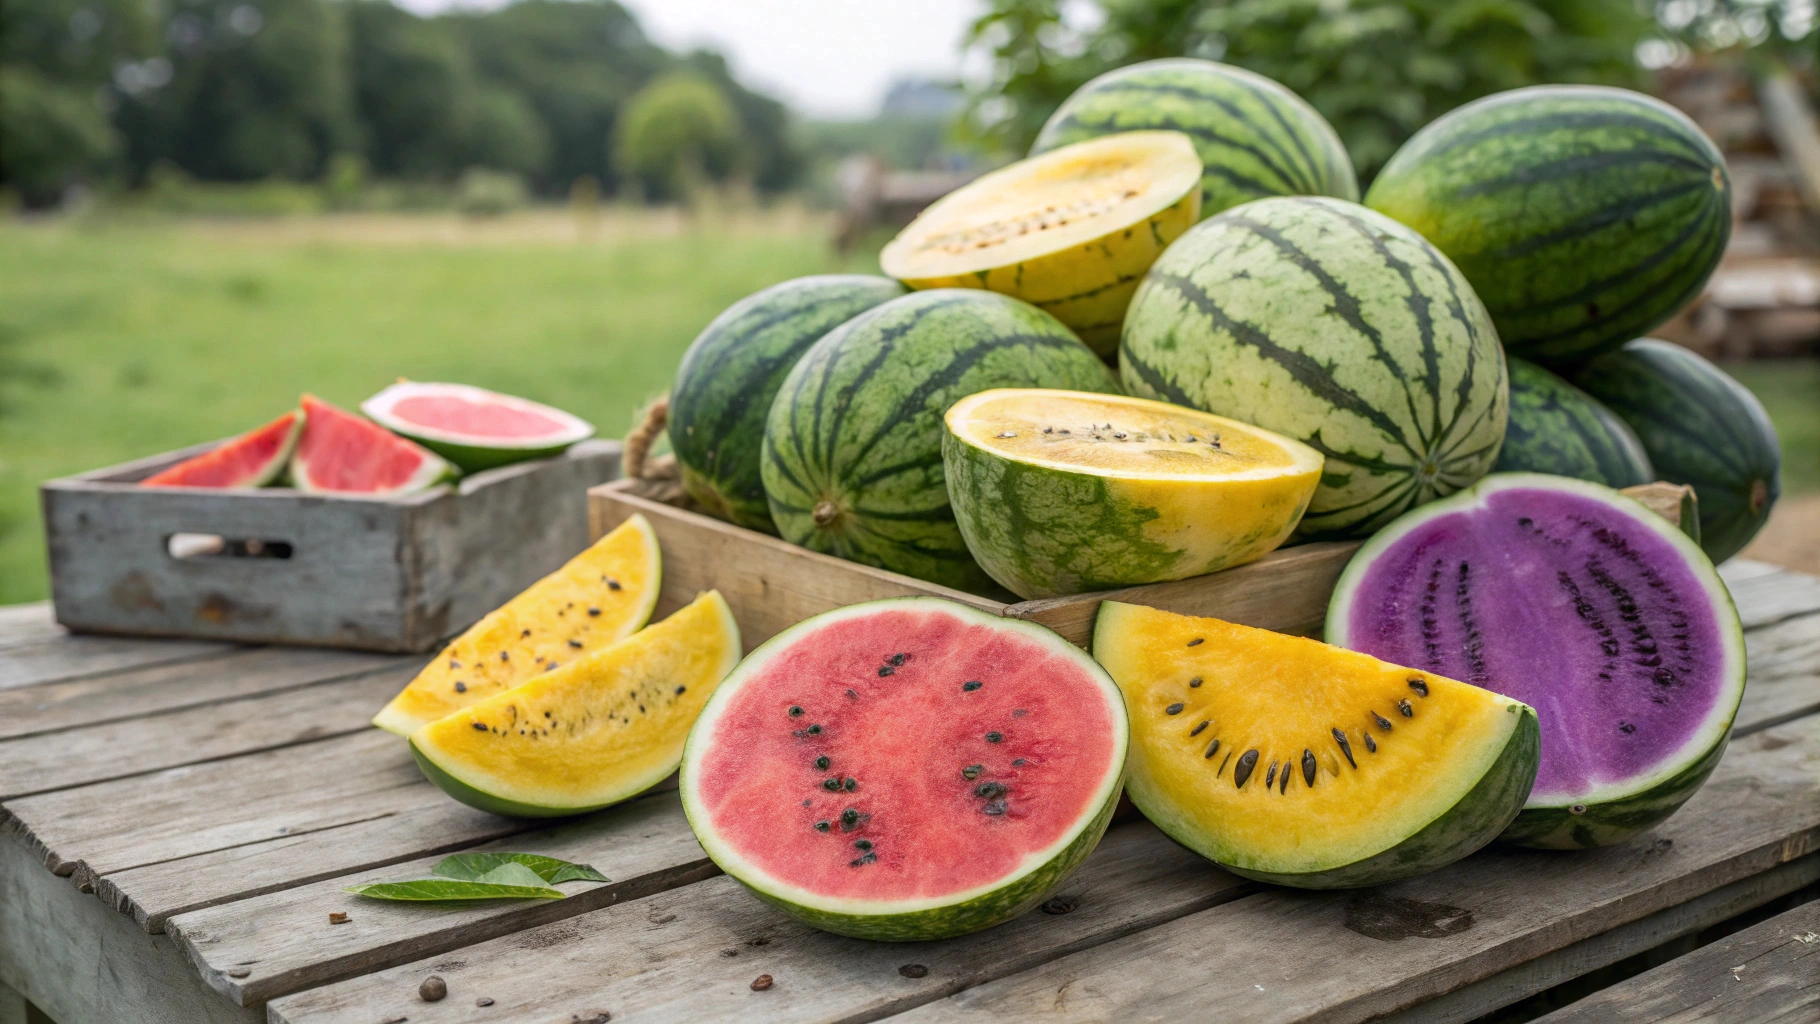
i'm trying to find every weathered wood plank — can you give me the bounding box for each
[0,634,239,692]
[0,665,417,800]
[869,722,1820,1024]
[1720,561,1820,630]
[167,794,715,1006]
[0,645,411,741]
[0,602,63,649]
[265,819,1252,1023]
[1534,894,1820,1023]
[1734,610,1820,736]
[0,831,258,1024]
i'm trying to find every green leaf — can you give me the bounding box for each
[431,852,610,885]
[345,874,563,902]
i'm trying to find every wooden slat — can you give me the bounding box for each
[166,794,716,1006]
[1719,561,1820,630]
[0,665,417,799]
[0,634,239,692]
[0,646,412,741]
[1734,610,1820,736]
[0,602,63,649]
[265,819,1253,1023]
[1533,897,1820,1023]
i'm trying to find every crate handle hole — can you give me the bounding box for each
[167,533,294,560]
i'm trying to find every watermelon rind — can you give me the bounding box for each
[362,382,594,473]
[1365,85,1731,366]
[670,276,907,532]
[680,597,1128,941]
[1326,472,1748,849]
[1494,358,1653,488]
[762,289,1121,593]
[1573,339,1782,564]
[1120,195,1508,540]
[1032,58,1358,220]
[142,409,305,489]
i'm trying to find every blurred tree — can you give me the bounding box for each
[0,65,117,202]
[966,0,1654,180]
[614,71,740,200]
[679,49,802,193]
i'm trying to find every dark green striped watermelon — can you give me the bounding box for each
[670,276,906,532]
[1120,196,1508,540]
[1573,339,1781,564]
[1495,359,1653,488]
[1031,58,1357,220]
[1365,85,1730,367]
[762,290,1121,592]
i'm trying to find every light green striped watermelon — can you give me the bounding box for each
[1120,196,1508,540]
[1494,359,1653,488]
[762,290,1121,592]
[670,276,906,532]
[1032,59,1357,220]
[1366,86,1731,367]
[1574,339,1782,564]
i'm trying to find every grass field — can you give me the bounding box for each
[0,211,1815,605]
[0,209,873,603]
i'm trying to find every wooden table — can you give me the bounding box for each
[3,560,1817,1024]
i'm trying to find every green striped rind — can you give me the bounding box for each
[762,290,1121,592]
[1499,728,1728,849]
[409,742,660,819]
[1217,707,1539,889]
[1494,359,1653,487]
[671,276,907,532]
[1033,58,1357,219]
[1120,196,1508,540]
[1574,339,1782,563]
[1365,85,1730,366]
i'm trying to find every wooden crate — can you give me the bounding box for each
[44,440,622,652]
[588,477,1362,651]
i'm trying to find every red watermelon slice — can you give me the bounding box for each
[142,410,304,489]
[361,381,594,473]
[290,394,454,496]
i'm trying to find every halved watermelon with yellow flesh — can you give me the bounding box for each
[372,514,661,736]
[943,389,1322,598]
[142,409,304,488]
[413,590,739,817]
[291,395,454,495]
[1093,602,1538,888]
[362,381,595,473]
[879,131,1202,356]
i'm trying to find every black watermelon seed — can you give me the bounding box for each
[1280,766,1291,793]
[840,808,859,829]
[849,851,877,867]
[1372,711,1393,731]
[1204,738,1221,760]
[1165,702,1185,715]
[1301,749,1316,787]
[449,659,461,669]
[982,800,1007,816]
[878,666,894,677]
[1398,699,1414,718]
[963,681,982,691]
[814,821,830,832]
[1188,677,1203,687]
[1012,758,1026,766]
[802,799,811,807]
[974,781,1006,799]
[846,688,858,699]
[675,686,686,696]
[1190,720,1208,737]
[888,653,907,666]
[1266,761,1278,788]
[807,724,822,734]
[854,839,872,851]
[587,607,601,616]
[961,763,983,779]
[815,756,831,769]
[521,629,531,638]
[607,579,622,591]
[1234,750,1259,788]
[1364,733,1378,753]
[985,731,1002,743]
[844,778,858,792]
[454,682,467,693]
[568,639,583,649]
[788,706,804,717]
[499,652,509,661]
[1332,728,1356,768]
[823,779,841,791]
[1408,677,1429,696]
[1187,638,1204,647]
[471,722,487,731]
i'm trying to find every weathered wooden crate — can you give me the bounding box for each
[44,439,622,652]
[588,477,1362,651]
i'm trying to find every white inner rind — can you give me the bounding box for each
[679,597,1129,918]
[363,381,595,448]
[1327,472,1748,809]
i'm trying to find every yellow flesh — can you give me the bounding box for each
[372,515,661,736]
[1094,602,1523,875]
[413,591,740,810]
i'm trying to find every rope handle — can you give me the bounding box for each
[621,397,685,503]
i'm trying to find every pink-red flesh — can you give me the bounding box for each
[693,607,1117,903]
[389,394,566,439]
[293,396,437,493]
[143,411,299,488]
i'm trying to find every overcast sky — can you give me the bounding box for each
[399,0,985,120]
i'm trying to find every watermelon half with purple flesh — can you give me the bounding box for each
[362,381,594,473]
[142,410,304,488]
[1327,473,1745,849]
[680,597,1127,941]
[291,395,454,496]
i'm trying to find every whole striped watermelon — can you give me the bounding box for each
[1121,196,1508,540]
[1573,339,1781,564]
[670,276,906,532]
[1031,59,1357,220]
[763,290,1121,592]
[1494,359,1653,488]
[1365,86,1730,367]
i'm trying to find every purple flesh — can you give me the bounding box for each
[1343,486,1727,801]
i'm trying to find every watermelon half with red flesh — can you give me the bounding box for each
[362,382,594,473]
[291,395,454,496]
[143,410,304,488]
[1327,473,1745,849]
[681,597,1128,941]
